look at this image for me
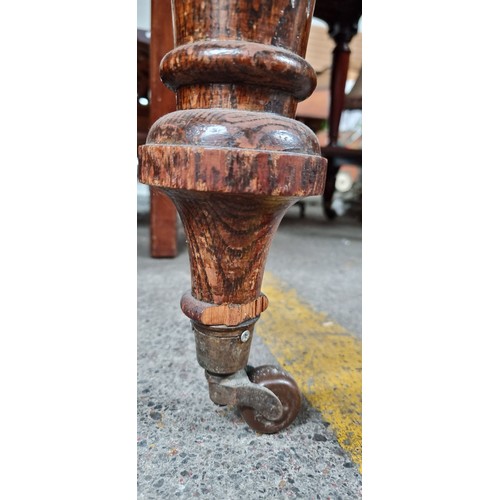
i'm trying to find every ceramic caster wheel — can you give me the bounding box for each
[239,365,301,434]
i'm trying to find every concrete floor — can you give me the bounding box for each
[137,198,362,498]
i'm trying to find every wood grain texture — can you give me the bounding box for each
[139,145,326,197]
[161,40,316,100]
[168,190,295,304]
[181,291,269,326]
[146,109,321,154]
[138,0,327,316]
[176,84,299,117]
[172,0,314,55]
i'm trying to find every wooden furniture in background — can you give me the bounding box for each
[138,0,327,432]
[137,0,178,257]
[137,29,150,149]
[306,0,362,220]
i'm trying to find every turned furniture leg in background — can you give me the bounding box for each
[322,31,352,220]
[323,159,341,220]
[328,35,351,147]
[149,0,177,257]
[139,0,326,433]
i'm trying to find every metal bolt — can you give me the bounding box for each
[240,330,250,342]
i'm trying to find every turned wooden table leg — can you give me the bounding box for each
[322,33,351,220]
[138,0,326,433]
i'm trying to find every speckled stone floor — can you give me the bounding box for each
[137,199,362,499]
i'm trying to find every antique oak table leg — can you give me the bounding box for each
[138,0,326,433]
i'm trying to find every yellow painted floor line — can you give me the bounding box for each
[259,272,362,471]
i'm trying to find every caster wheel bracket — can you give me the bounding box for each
[206,369,284,421]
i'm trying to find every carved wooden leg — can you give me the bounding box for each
[322,36,351,220]
[138,0,326,433]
